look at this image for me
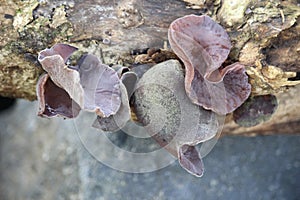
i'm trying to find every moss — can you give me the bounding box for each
[12,0,39,30]
[217,0,252,27]
[0,1,75,100]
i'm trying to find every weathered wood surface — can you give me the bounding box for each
[0,0,299,135]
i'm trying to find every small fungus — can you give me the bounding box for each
[120,71,138,98]
[168,15,251,115]
[233,94,278,127]
[92,82,131,132]
[179,145,204,177]
[37,74,81,118]
[92,65,138,132]
[38,44,122,118]
[112,65,138,98]
[38,44,85,107]
[78,54,121,117]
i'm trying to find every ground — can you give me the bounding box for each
[0,100,299,200]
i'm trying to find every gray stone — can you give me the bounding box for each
[132,59,220,177]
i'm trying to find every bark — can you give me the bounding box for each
[0,0,299,135]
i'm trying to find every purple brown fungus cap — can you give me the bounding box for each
[92,82,131,132]
[233,94,278,127]
[36,74,81,118]
[38,43,78,63]
[179,145,204,177]
[37,44,122,118]
[78,54,121,117]
[120,71,138,99]
[168,15,251,115]
[38,44,84,107]
[111,65,139,99]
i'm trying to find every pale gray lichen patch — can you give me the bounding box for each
[50,6,69,29]
[117,0,144,28]
[217,0,252,27]
[12,0,39,30]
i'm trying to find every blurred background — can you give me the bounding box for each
[0,98,299,200]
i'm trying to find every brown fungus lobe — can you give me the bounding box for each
[92,82,131,132]
[37,44,122,118]
[37,74,81,118]
[38,44,85,107]
[92,66,138,132]
[233,94,278,127]
[78,54,121,117]
[168,15,251,115]
[120,71,138,99]
[112,65,139,99]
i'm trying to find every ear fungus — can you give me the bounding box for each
[179,145,204,177]
[233,94,278,127]
[120,71,138,99]
[92,81,131,132]
[112,65,139,99]
[92,66,138,132]
[37,44,122,118]
[38,43,78,63]
[168,15,251,115]
[38,44,85,108]
[37,74,81,118]
[77,54,121,117]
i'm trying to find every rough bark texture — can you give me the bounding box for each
[0,0,299,135]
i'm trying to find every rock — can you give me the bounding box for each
[133,59,221,177]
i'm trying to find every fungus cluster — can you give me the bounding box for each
[168,15,251,115]
[37,44,132,131]
[36,15,251,177]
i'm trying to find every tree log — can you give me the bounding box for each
[0,0,299,135]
